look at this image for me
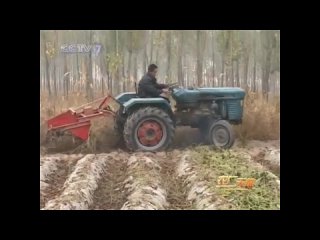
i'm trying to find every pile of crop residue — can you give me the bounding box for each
[189,146,280,209]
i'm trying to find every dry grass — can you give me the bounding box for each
[234,91,280,144]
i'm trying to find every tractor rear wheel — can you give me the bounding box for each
[208,120,235,149]
[123,107,175,151]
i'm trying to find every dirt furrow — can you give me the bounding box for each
[40,154,83,208]
[156,151,193,210]
[90,151,129,210]
[42,154,109,210]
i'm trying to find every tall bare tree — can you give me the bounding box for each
[252,32,257,92]
[41,31,52,97]
[196,30,206,87]
[211,30,215,86]
[261,30,276,98]
[177,31,184,86]
[150,30,154,63]
[166,31,172,82]
[86,30,94,101]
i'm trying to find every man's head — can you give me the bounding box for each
[148,64,158,77]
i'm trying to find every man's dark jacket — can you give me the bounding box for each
[137,73,168,97]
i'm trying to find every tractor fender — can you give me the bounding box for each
[122,98,174,120]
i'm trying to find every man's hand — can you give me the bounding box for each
[162,88,169,93]
[160,88,170,98]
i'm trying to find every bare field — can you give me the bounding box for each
[40,139,280,210]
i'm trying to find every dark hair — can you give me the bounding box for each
[148,64,158,72]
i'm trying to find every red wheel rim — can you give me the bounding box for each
[137,120,163,146]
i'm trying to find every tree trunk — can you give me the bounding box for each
[122,53,126,79]
[252,35,257,92]
[63,54,69,99]
[155,31,161,64]
[86,31,94,101]
[211,30,215,86]
[231,61,234,87]
[143,45,147,73]
[261,30,276,99]
[262,47,272,98]
[126,31,133,92]
[229,31,233,87]
[183,57,186,87]
[101,77,105,96]
[42,32,51,97]
[116,66,121,94]
[53,60,57,96]
[243,51,249,89]
[76,52,80,85]
[150,30,154,63]
[134,52,138,84]
[40,61,43,91]
[127,50,132,91]
[143,43,148,73]
[52,31,58,96]
[166,31,172,83]
[115,30,119,55]
[105,55,111,94]
[196,31,203,87]
[221,54,225,86]
[253,54,256,92]
[236,59,240,87]
[107,62,112,94]
[177,31,183,86]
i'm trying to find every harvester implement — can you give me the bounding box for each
[44,95,119,151]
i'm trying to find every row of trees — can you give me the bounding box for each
[40,30,280,100]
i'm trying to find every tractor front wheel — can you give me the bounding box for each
[208,120,235,149]
[123,107,175,151]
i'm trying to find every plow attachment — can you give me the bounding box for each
[44,95,120,152]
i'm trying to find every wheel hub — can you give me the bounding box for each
[212,126,229,146]
[137,120,163,146]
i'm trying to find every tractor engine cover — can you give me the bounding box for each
[172,87,245,122]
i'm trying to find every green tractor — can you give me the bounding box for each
[45,84,245,152]
[114,84,245,151]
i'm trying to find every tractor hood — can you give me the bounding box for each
[172,87,245,103]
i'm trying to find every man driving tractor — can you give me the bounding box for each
[138,64,169,98]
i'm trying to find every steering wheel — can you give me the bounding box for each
[168,82,180,91]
